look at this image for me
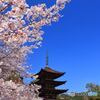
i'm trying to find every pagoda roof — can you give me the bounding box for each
[40,89,68,94]
[36,67,65,79]
[34,79,66,87]
[44,67,64,74]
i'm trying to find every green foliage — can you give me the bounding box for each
[71,96,83,100]
[57,94,83,100]
[57,94,71,100]
[86,83,100,96]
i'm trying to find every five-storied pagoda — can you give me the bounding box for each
[31,53,68,100]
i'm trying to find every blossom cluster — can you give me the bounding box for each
[0,78,42,100]
[0,0,70,47]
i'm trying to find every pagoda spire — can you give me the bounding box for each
[46,51,49,67]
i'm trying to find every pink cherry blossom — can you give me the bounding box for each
[0,0,70,99]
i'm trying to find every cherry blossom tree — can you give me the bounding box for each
[0,0,70,99]
[0,0,70,76]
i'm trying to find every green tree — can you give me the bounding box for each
[86,83,100,96]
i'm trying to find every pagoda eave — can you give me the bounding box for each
[34,79,67,87]
[36,68,65,79]
[40,89,68,94]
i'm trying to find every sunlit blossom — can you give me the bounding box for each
[0,0,70,99]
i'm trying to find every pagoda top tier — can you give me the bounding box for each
[35,52,65,79]
[36,67,65,79]
[44,67,64,74]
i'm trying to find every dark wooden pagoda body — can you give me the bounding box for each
[32,66,68,100]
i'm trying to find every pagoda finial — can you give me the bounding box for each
[46,51,49,67]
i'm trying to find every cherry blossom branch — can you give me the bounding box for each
[0,0,70,80]
[0,2,13,13]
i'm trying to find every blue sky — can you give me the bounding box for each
[26,0,100,92]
